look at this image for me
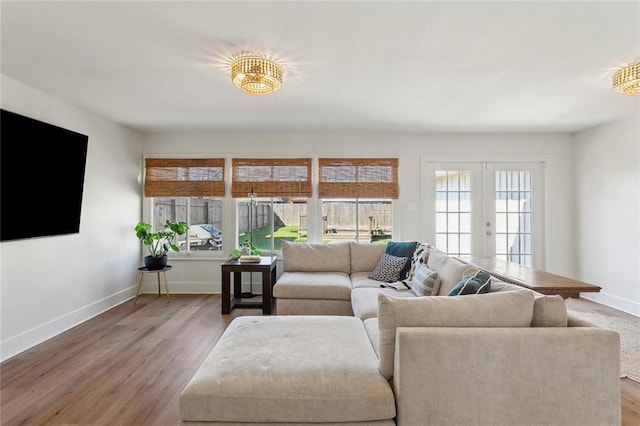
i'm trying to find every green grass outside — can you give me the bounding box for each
[239,224,307,251]
[240,224,392,250]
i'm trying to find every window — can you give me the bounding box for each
[319,158,398,243]
[232,158,311,252]
[144,158,225,253]
[435,170,472,256]
[423,160,542,268]
[321,199,392,243]
[494,170,533,266]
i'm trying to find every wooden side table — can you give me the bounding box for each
[134,265,172,305]
[221,256,277,315]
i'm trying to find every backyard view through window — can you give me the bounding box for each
[238,198,307,252]
[153,197,223,252]
[321,199,392,243]
[236,198,393,249]
[146,157,398,252]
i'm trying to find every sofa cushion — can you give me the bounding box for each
[351,287,414,320]
[448,270,492,296]
[363,317,380,357]
[377,290,536,379]
[273,271,352,301]
[434,258,478,296]
[532,294,568,327]
[281,240,351,274]
[180,316,396,423]
[385,241,417,280]
[369,253,408,283]
[350,241,386,273]
[410,264,440,296]
[407,242,432,281]
[490,280,527,293]
[351,271,388,289]
[425,246,450,271]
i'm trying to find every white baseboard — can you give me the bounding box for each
[582,291,640,317]
[1,282,253,362]
[0,287,137,362]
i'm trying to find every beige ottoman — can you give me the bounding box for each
[180,316,396,425]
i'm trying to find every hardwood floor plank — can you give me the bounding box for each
[1,294,637,425]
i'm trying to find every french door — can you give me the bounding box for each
[422,160,544,268]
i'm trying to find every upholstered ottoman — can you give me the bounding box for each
[180,316,396,425]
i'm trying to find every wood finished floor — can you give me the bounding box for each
[1,294,638,425]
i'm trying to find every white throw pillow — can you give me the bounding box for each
[410,264,440,296]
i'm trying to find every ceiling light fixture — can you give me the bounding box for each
[612,61,640,95]
[231,55,283,96]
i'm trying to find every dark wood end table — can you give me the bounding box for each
[221,256,277,315]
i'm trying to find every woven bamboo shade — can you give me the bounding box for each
[318,158,399,199]
[232,158,312,198]
[144,158,225,197]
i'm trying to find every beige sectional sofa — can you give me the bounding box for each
[180,241,621,425]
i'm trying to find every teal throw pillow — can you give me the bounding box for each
[385,241,417,280]
[448,270,492,296]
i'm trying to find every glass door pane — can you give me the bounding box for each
[423,160,543,268]
[435,170,472,256]
[494,171,533,266]
[484,162,543,269]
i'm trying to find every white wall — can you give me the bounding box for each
[143,131,575,294]
[1,77,634,361]
[574,114,640,316]
[0,75,144,361]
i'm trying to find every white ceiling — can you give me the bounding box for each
[2,1,639,134]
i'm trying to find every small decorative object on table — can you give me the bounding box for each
[239,255,261,263]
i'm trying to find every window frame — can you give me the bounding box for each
[142,156,400,258]
[142,157,228,259]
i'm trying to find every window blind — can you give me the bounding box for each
[144,158,225,197]
[231,158,312,197]
[318,158,399,199]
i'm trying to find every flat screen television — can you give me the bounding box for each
[1,109,89,242]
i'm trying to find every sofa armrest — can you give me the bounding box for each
[392,327,620,426]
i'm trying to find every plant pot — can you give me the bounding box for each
[144,255,168,270]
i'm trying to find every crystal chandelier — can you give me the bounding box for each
[231,55,283,96]
[612,61,640,95]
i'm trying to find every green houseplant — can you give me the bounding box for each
[230,241,261,260]
[135,220,189,269]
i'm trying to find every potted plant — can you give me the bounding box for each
[230,241,261,260]
[135,220,189,269]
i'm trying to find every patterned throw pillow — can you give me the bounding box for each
[448,270,492,296]
[411,264,440,296]
[369,253,409,283]
[407,242,433,281]
[385,241,417,280]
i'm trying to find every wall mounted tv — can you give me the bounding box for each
[1,109,89,242]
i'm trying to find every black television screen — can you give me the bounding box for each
[1,109,89,242]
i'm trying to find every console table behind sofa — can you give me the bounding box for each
[456,256,601,299]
